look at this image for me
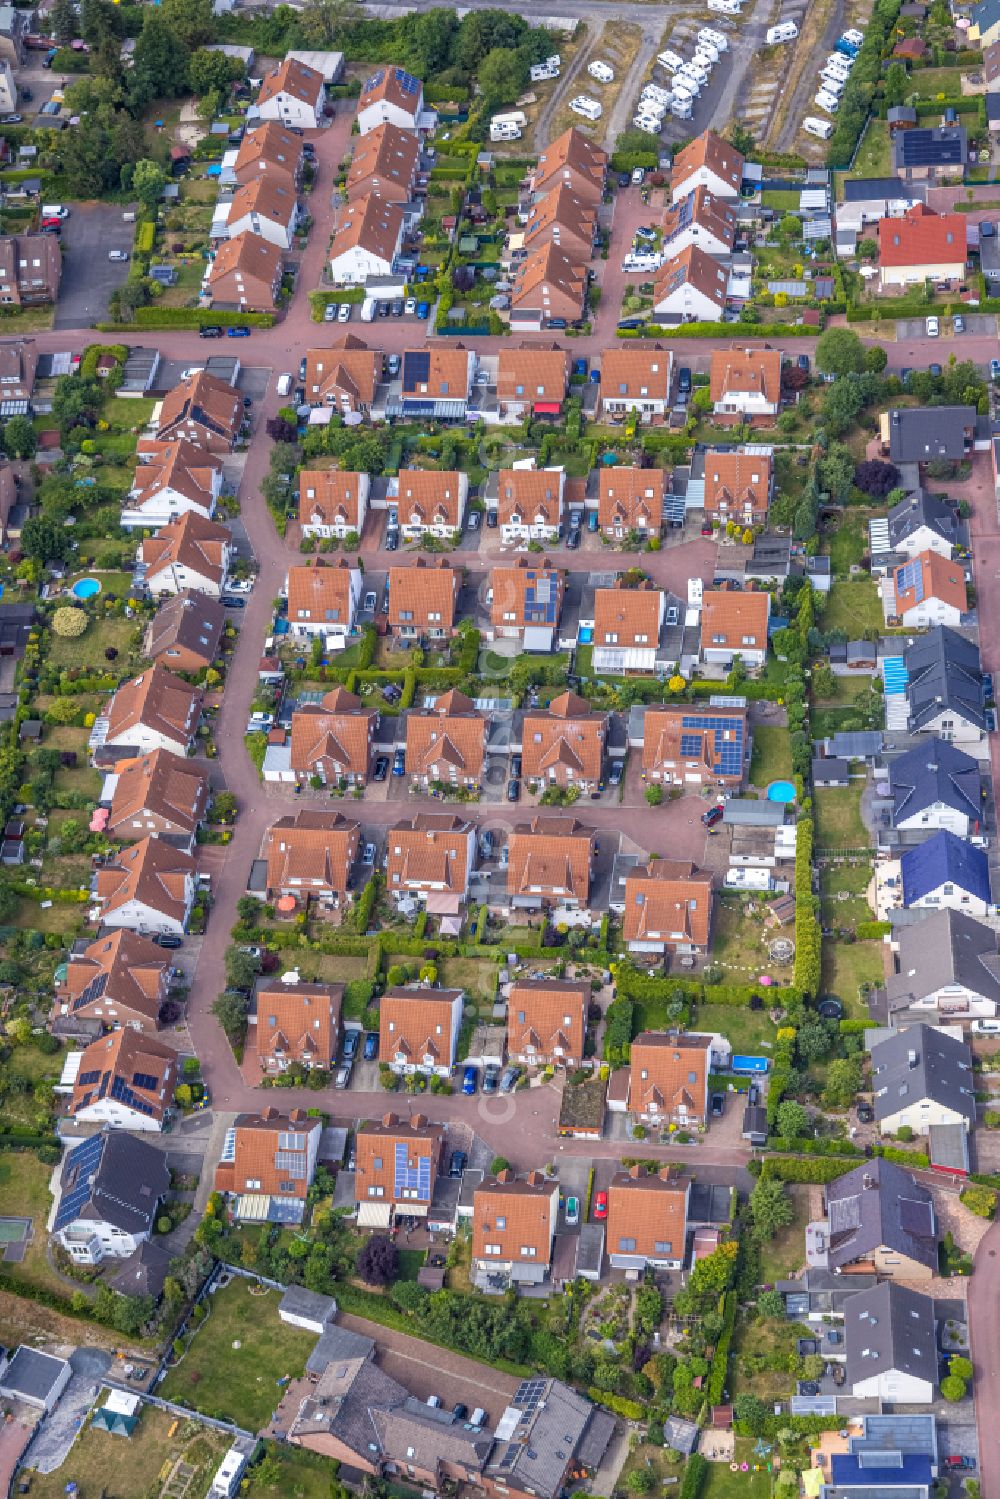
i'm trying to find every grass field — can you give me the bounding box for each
[825,508,874,577]
[28,1407,230,1499]
[820,580,883,634]
[693,1000,778,1058]
[813,785,869,850]
[160,1278,317,1430]
[0,1150,66,1299]
[748,725,792,787]
[702,1440,774,1499]
[820,859,874,928]
[46,615,139,673]
[756,1184,811,1285]
[845,118,891,180]
[711,901,794,986]
[821,937,884,1016]
[245,1442,338,1499]
[812,675,876,740]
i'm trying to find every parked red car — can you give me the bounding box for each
[593,1191,608,1220]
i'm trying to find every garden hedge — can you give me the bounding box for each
[759,1155,854,1184]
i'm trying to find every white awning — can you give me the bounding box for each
[357,1201,392,1228]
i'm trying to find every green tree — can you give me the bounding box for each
[3,415,36,459]
[133,10,190,98]
[159,0,214,47]
[821,376,865,437]
[960,1183,997,1219]
[749,1178,794,1237]
[822,1055,863,1109]
[732,1394,768,1435]
[728,123,756,156]
[777,213,801,242]
[477,45,528,108]
[775,1100,808,1138]
[816,326,866,377]
[949,1356,974,1381]
[857,237,879,260]
[298,0,363,45]
[864,344,888,374]
[212,988,250,1037]
[757,1289,785,1318]
[224,947,261,991]
[645,785,663,806]
[884,60,908,107]
[132,158,167,212]
[796,1021,833,1063]
[490,1156,511,1174]
[21,515,73,564]
[628,1469,655,1492]
[817,442,856,501]
[188,47,244,96]
[455,7,529,68]
[50,0,78,44]
[940,1374,967,1402]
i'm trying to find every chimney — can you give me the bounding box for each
[862,1172,874,1190]
[526,1170,545,1187]
[496,1167,515,1183]
[382,1112,398,1127]
[261,1106,279,1121]
[629,1164,644,1180]
[289,1108,306,1123]
[411,1112,428,1129]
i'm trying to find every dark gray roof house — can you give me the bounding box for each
[841,175,915,204]
[883,406,977,465]
[892,124,967,178]
[823,1159,937,1276]
[777,1267,879,1320]
[0,1347,72,1412]
[487,1379,616,1499]
[870,1023,975,1129]
[722,798,786,827]
[879,906,1000,1020]
[905,626,986,736]
[824,730,883,761]
[54,1131,170,1242]
[107,1239,172,1300]
[887,105,918,130]
[887,737,982,830]
[887,488,958,553]
[812,757,849,787]
[843,1281,937,1400]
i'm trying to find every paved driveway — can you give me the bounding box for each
[53,205,134,329]
[336,1310,519,1423]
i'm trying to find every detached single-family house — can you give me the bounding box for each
[628,1030,711,1126]
[709,346,783,425]
[871,1023,975,1136]
[392,468,468,540]
[892,125,967,183]
[471,1169,559,1292]
[304,335,381,415]
[289,686,378,787]
[900,828,992,915]
[215,1107,321,1224]
[100,666,203,760]
[670,129,744,204]
[122,439,223,529]
[877,204,966,289]
[404,690,486,790]
[140,511,233,598]
[156,371,243,455]
[886,487,958,558]
[256,57,326,130]
[640,704,748,788]
[205,230,284,313]
[94,837,196,938]
[285,557,362,639]
[328,196,404,284]
[497,466,565,544]
[700,588,770,669]
[354,1112,443,1226]
[506,815,596,910]
[378,986,465,1077]
[54,930,170,1034]
[385,813,476,903]
[106,748,210,847]
[251,977,342,1076]
[507,979,588,1069]
[299,469,369,539]
[905,626,987,743]
[820,1159,938,1279]
[490,557,565,649]
[880,405,978,465]
[262,810,360,908]
[529,126,608,204]
[356,66,425,135]
[54,1132,169,1266]
[703,449,772,528]
[889,549,967,628]
[346,122,421,203]
[600,347,673,423]
[592,582,665,674]
[388,558,458,639]
[622,861,714,956]
[651,244,729,323]
[598,467,665,539]
[521,690,608,794]
[879,907,1000,1023]
[607,1165,690,1271]
[69,1028,176,1132]
[144,591,225,675]
[844,1282,937,1403]
[888,737,982,836]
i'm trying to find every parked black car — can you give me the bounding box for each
[448,1149,468,1178]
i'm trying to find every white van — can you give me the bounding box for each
[708,0,742,15]
[820,71,845,94]
[657,49,684,72]
[490,120,523,140]
[642,83,671,102]
[622,252,661,272]
[632,117,661,134]
[766,21,798,42]
[360,297,377,322]
[825,53,852,73]
[699,27,729,50]
[42,204,68,220]
[803,115,833,139]
[588,59,615,82]
[570,95,602,119]
[276,373,293,396]
[971,1018,1000,1033]
[815,89,840,113]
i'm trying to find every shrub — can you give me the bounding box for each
[960,1183,997,1219]
[51,607,88,638]
[940,1374,967,1402]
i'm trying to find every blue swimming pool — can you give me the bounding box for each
[71,578,101,600]
[767,780,796,803]
[579,626,594,644]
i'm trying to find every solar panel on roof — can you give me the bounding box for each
[394,1141,431,1200]
[900,130,963,166]
[402,350,430,392]
[663,494,686,523]
[54,1134,106,1231]
[109,1073,155,1116]
[132,1071,159,1092]
[394,68,420,94]
[78,1068,100,1086]
[72,972,109,1013]
[897,557,924,603]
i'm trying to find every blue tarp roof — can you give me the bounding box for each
[900,829,991,907]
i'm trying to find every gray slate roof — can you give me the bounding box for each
[825,731,883,760]
[58,1131,170,1237]
[279,1285,336,1327]
[371,1399,495,1473]
[888,736,981,827]
[107,1239,171,1299]
[887,488,958,551]
[488,1379,609,1499]
[871,1023,975,1126]
[824,1159,937,1273]
[777,1267,878,1317]
[306,1320,376,1377]
[884,405,977,464]
[0,1347,69,1403]
[722,798,786,826]
[884,906,1000,1013]
[841,176,911,202]
[844,1281,937,1392]
[905,626,986,734]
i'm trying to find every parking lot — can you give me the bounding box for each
[52,204,135,329]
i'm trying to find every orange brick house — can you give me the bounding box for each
[378,987,465,1077]
[506,815,596,909]
[598,467,665,539]
[703,449,773,528]
[250,977,342,1076]
[521,690,608,793]
[289,686,379,787]
[388,559,458,639]
[622,860,714,956]
[262,810,360,908]
[354,1112,443,1227]
[471,1169,559,1290]
[628,1031,711,1126]
[404,689,487,789]
[507,979,588,1068]
[215,1107,321,1223]
[607,1165,690,1270]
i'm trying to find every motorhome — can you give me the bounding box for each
[588,59,615,82]
[695,39,720,60]
[491,118,523,140]
[622,252,662,272]
[672,96,694,118]
[671,75,699,99]
[707,0,742,16]
[633,116,662,134]
[815,89,840,112]
[819,70,845,93]
[842,28,863,45]
[530,61,559,81]
[679,61,708,84]
[570,95,603,119]
[803,115,833,139]
[642,83,672,102]
[657,49,684,71]
[766,21,799,41]
[699,28,729,49]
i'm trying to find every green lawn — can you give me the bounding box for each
[710,900,794,986]
[825,509,873,577]
[27,1408,230,1499]
[748,725,792,787]
[821,938,884,1016]
[245,1443,339,1499]
[701,1441,774,1499]
[756,1184,811,1285]
[47,614,140,673]
[844,119,891,181]
[910,65,968,97]
[693,1000,778,1057]
[820,859,874,928]
[812,675,876,740]
[160,1278,317,1430]
[813,785,869,850]
[761,189,800,210]
[819,579,883,634]
[0,1150,69,1299]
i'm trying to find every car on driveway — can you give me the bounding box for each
[324,303,337,321]
[945,1458,976,1470]
[507,777,520,801]
[565,1196,580,1226]
[392,748,406,776]
[373,755,389,781]
[199,325,223,338]
[702,804,724,827]
[954,314,965,333]
[364,1032,379,1060]
[338,302,352,323]
[593,1190,608,1219]
[364,590,377,612]
[343,1031,360,1060]
[153,933,183,948]
[500,1064,521,1093]
[711,1092,725,1117]
[483,1064,499,1093]
[449,1149,467,1178]
[462,1065,478,1095]
[926,315,939,337]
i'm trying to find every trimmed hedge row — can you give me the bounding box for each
[98,308,274,330]
[759,1155,855,1184]
[679,1454,708,1499]
[705,1291,735,1406]
[618,321,818,340]
[794,817,819,996]
[769,1136,863,1157]
[856,920,890,939]
[587,1389,645,1421]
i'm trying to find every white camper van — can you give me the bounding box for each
[815,89,840,113]
[530,61,559,81]
[570,95,603,119]
[490,118,523,141]
[803,115,833,139]
[588,59,615,82]
[707,0,742,16]
[657,49,684,72]
[699,28,729,50]
[672,96,694,118]
[671,75,698,100]
[695,40,720,61]
[766,21,799,42]
[819,70,845,93]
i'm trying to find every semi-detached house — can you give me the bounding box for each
[600,347,673,422]
[391,468,467,540]
[285,557,362,639]
[205,230,284,311]
[599,466,665,538]
[356,66,426,135]
[510,241,587,328]
[529,126,608,204]
[700,588,770,668]
[398,347,474,421]
[378,986,465,1076]
[156,371,243,455]
[471,1169,559,1291]
[144,591,225,675]
[328,196,404,284]
[354,1112,443,1227]
[507,979,588,1068]
[622,861,714,957]
[106,747,209,848]
[388,558,458,638]
[651,245,729,324]
[346,122,421,203]
[140,511,232,598]
[122,440,223,530]
[215,1107,321,1224]
[496,466,564,543]
[54,929,170,1034]
[99,665,203,760]
[289,686,378,787]
[385,813,476,903]
[223,175,299,249]
[661,185,737,257]
[496,346,571,420]
[68,1028,175,1132]
[506,815,595,910]
[607,1165,690,1271]
[592,582,665,674]
[709,346,783,425]
[262,810,360,908]
[298,469,369,538]
[628,1030,711,1125]
[670,129,744,203]
[256,57,326,130]
[94,836,196,938]
[304,335,381,415]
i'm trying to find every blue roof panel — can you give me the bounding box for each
[900,828,991,907]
